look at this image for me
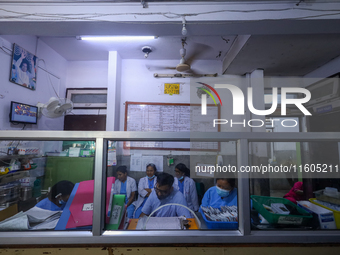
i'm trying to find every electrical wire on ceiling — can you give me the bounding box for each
[1,6,340,22]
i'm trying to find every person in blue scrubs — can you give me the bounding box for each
[140,172,191,218]
[113,166,137,218]
[201,178,237,208]
[35,180,74,211]
[133,163,158,218]
[174,163,199,211]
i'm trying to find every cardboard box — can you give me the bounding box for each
[0,204,18,222]
[298,201,336,229]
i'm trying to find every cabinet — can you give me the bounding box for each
[43,156,94,190]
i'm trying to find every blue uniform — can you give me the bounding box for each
[142,189,191,218]
[201,186,238,208]
[178,180,184,194]
[120,181,128,204]
[119,181,135,218]
[35,198,64,211]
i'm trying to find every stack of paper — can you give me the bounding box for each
[136,216,182,230]
[0,206,62,231]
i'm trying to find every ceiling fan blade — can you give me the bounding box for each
[185,43,211,66]
[146,65,176,71]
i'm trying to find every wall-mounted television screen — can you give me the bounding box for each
[9,101,38,124]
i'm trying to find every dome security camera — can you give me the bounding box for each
[142,46,152,58]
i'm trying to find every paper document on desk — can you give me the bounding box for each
[0,212,29,230]
[136,217,181,230]
[0,207,62,230]
[31,218,60,230]
[25,207,62,223]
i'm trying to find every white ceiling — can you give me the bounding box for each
[39,35,236,61]
[2,2,340,76]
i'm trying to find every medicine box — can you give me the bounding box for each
[298,201,336,229]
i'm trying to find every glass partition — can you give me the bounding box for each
[249,141,340,231]
[104,140,238,231]
[0,139,95,231]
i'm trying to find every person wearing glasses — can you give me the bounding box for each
[113,166,137,219]
[133,163,158,218]
[174,163,199,212]
[140,172,191,218]
[201,177,237,208]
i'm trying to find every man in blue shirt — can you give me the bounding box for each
[140,172,191,218]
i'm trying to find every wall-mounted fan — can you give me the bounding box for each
[37,97,73,118]
[146,38,212,76]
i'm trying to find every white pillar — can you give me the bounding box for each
[106,51,122,131]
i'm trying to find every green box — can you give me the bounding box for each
[251,195,312,225]
[106,194,126,230]
[80,149,92,157]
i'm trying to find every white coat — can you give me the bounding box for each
[174,176,199,211]
[113,176,137,202]
[133,176,157,216]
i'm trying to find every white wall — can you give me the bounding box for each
[0,35,68,131]
[119,59,221,131]
[65,60,108,115]
[65,60,108,89]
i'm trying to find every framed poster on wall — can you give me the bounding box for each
[10,44,37,90]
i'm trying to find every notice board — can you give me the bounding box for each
[124,102,220,151]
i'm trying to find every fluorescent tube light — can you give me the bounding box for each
[79,36,156,41]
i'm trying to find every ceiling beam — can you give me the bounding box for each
[222,35,250,75]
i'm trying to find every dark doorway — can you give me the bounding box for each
[307,112,340,192]
[64,115,106,131]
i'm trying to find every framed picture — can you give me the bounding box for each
[66,88,107,109]
[10,44,37,90]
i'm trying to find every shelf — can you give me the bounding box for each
[0,170,29,184]
[0,154,43,160]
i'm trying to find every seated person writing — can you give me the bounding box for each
[140,172,191,218]
[35,180,74,211]
[201,178,237,208]
[113,166,137,219]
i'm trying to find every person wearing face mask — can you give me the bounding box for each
[173,163,199,212]
[35,180,74,211]
[201,178,237,208]
[113,166,137,219]
[132,163,158,218]
[140,172,191,218]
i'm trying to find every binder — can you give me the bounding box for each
[106,194,126,230]
[66,180,94,228]
[55,177,115,230]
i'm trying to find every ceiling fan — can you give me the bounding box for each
[147,38,217,77]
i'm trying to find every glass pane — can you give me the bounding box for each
[71,94,107,104]
[0,140,95,231]
[249,141,340,231]
[104,140,238,231]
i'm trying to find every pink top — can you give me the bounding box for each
[283,182,304,204]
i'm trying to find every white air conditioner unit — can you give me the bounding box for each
[305,74,340,108]
[311,98,340,114]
